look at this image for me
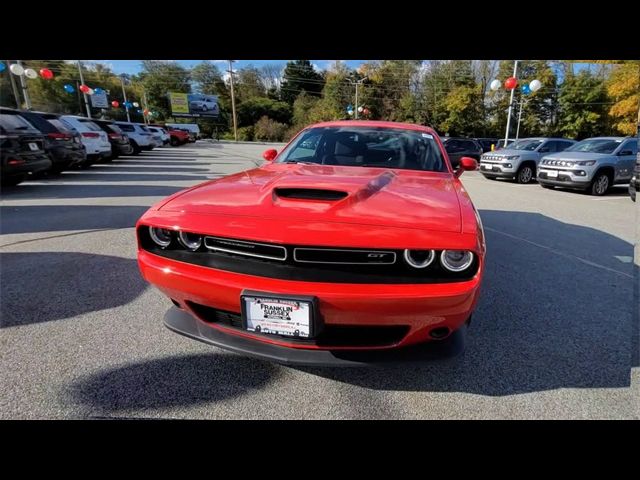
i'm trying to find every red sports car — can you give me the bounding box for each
[136,121,485,365]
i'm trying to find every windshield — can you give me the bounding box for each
[276,126,447,172]
[509,139,543,151]
[565,139,622,154]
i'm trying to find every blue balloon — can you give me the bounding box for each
[64,84,75,94]
[521,84,531,95]
[124,101,132,108]
[94,87,103,94]
[0,62,5,72]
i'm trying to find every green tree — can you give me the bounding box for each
[236,65,266,101]
[280,60,324,105]
[236,97,291,127]
[138,60,191,120]
[556,70,608,139]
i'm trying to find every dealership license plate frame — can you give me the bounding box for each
[240,290,320,339]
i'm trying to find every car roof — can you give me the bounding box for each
[308,120,439,135]
[579,136,630,141]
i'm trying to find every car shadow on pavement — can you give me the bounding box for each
[0,184,185,200]
[296,210,636,396]
[65,353,278,413]
[0,252,148,328]
[1,205,150,234]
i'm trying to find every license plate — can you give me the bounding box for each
[241,294,314,338]
[28,142,39,151]
[481,164,488,170]
[547,170,558,178]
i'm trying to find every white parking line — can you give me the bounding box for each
[484,226,633,278]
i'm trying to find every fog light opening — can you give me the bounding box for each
[429,327,450,340]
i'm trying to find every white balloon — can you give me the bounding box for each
[529,79,542,92]
[490,79,501,91]
[133,102,139,108]
[24,68,38,79]
[357,106,364,113]
[9,63,25,76]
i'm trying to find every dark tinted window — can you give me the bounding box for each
[278,126,446,172]
[459,140,478,150]
[116,123,135,132]
[0,112,39,133]
[46,118,72,133]
[619,140,638,155]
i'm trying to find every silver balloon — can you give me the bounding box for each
[24,68,38,79]
[490,79,501,91]
[133,102,139,108]
[529,79,542,92]
[9,63,25,76]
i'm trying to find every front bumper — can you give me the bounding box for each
[2,153,52,176]
[537,169,591,189]
[139,250,482,353]
[479,162,516,178]
[164,305,466,366]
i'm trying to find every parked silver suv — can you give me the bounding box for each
[537,137,638,196]
[480,137,576,183]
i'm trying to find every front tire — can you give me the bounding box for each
[516,164,534,184]
[130,140,141,155]
[590,172,610,196]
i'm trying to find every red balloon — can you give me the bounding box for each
[363,108,370,115]
[79,84,90,93]
[143,109,150,115]
[39,68,54,80]
[111,101,120,108]
[504,77,518,90]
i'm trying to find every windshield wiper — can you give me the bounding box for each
[284,160,317,165]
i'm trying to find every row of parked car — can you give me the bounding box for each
[0,107,194,186]
[440,134,638,200]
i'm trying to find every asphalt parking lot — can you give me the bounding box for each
[1,141,638,419]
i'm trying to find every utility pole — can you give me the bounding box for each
[142,89,150,125]
[504,60,518,146]
[515,95,525,140]
[228,60,238,141]
[349,77,367,119]
[6,60,21,108]
[120,75,131,122]
[77,60,92,118]
[16,61,31,110]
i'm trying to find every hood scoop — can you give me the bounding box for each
[274,188,348,201]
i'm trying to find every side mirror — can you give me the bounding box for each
[262,149,278,162]
[455,156,477,177]
[618,150,633,156]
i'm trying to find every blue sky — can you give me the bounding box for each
[94,60,367,75]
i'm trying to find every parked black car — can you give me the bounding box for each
[16,110,86,173]
[0,108,51,186]
[441,137,483,167]
[630,154,639,202]
[473,138,499,153]
[92,119,134,159]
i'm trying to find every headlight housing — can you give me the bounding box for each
[149,227,173,248]
[178,231,203,251]
[404,249,435,268]
[576,160,596,166]
[440,250,474,272]
[505,155,520,160]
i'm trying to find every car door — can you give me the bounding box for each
[444,140,463,167]
[614,139,637,181]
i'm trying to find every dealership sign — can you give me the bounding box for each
[169,92,219,118]
[90,92,109,108]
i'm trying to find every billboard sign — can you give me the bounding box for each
[169,92,219,118]
[91,92,109,108]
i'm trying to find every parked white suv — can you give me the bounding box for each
[147,126,169,146]
[114,122,155,155]
[59,115,111,165]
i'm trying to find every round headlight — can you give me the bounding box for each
[404,249,435,269]
[178,231,202,251]
[440,250,474,272]
[149,226,173,248]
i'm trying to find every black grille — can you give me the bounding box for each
[274,188,348,201]
[187,301,409,347]
[138,228,479,284]
[204,236,287,261]
[293,248,396,264]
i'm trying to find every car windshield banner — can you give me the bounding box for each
[169,92,219,118]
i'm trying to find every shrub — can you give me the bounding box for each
[253,116,288,142]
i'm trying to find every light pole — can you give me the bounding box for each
[120,75,131,122]
[504,60,518,146]
[348,77,367,119]
[228,60,238,141]
[77,60,92,118]
[16,61,31,110]
[6,60,21,108]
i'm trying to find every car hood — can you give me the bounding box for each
[160,164,463,233]
[486,148,537,157]
[542,151,613,161]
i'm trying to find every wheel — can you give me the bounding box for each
[130,140,141,155]
[590,172,610,196]
[1,174,26,186]
[516,164,534,184]
[170,137,179,146]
